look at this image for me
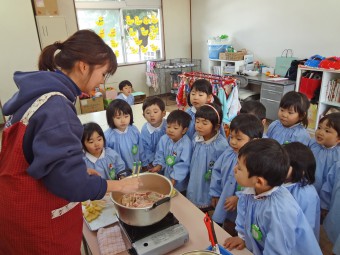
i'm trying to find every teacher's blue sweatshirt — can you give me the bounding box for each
[3,70,107,202]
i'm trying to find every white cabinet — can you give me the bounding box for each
[35,16,69,49]
[296,66,340,131]
[209,59,244,75]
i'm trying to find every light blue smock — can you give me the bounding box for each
[266,120,310,145]
[186,132,228,208]
[116,93,134,105]
[320,161,340,247]
[83,147,126,180]
[153,134,192,192]
[284,182,320,240]
[185,106,226,140]
[308,138,340,193]
[236,186,322,255]
[140,119,167,165]
[209,146,238,223]
[104,125,146,170]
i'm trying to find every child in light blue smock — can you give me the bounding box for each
[82,122,127,180]
[267,91,311,145]
[150,110,192,194]
[116,80,134,105]
[239,100,267,137]
[224,139,322,255]
[210,114,264,229]
[185,79,226,139]
[308,112,340,193]
[283,142,320,240]
[104,99,146,170]
[320,160,340,254]
[140,97,167,168]
[186,103,228,210]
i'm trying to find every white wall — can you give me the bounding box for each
[0,1,41,104]
[191,0,340,72]
[162,0,191,59]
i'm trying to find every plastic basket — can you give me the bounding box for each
[209,45,228,59]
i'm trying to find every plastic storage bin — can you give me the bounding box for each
[208,40,229,59]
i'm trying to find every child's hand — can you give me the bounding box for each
[149,165,162,173]
[171,178,176,186]
[224,196,239,211]
[224,236,245,250]
[87,168,101,176]
[320,209,329,224]
[211,197,219,208]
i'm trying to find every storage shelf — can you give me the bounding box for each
[296,67,340,131]
[320,101,340,107]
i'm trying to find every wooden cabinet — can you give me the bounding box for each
[296,66,340,131]
[260,81,295,120]
[35,16,68,49]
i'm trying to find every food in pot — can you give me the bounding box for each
[121,191,165,208]
[82,200,106,222]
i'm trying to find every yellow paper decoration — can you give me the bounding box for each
[108,28,116,38]
[96,16,104,26]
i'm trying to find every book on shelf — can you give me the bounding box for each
[326,79,340,103]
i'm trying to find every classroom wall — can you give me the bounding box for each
[191,0,340,72]
[0,0,41,105]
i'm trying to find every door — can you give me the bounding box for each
[36,16,68,49]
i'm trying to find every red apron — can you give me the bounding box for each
[0,92,82,254]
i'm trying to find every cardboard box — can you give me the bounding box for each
[80,97,104,114]
[132,91,146,104]
[104,89,117,100]
[33,0,59,16]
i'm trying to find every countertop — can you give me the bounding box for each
[82,192,252,255]
[246,74,296,86]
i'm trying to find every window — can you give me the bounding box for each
[75,1,163,65]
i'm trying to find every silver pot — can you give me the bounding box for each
[110,173,173,226]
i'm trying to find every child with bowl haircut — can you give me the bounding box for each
[267,91,311,145]
[320,160,340,255]
[239,100,267,128]
[283,142,320,240]
[140,97,167,167]
[104,99,146,170]
[308,112,340,193]
[82,122,127,180]
[210,114,264,233]
[224,139,322,255]
[150,110,192,194]
[116,80,134,105]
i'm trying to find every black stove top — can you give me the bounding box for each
[120,212,179,243]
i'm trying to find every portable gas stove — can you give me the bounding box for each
[119,212,189,255]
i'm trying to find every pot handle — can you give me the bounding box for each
[147,196,171,211]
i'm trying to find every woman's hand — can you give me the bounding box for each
[87,168,101,176]
[224,236,245,250]
[224,196,239,211]
[106,176,142,193]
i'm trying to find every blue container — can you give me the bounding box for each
[207,244,233,255]
[208,45,228,59]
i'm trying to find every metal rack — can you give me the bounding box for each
[149,58,201,105]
